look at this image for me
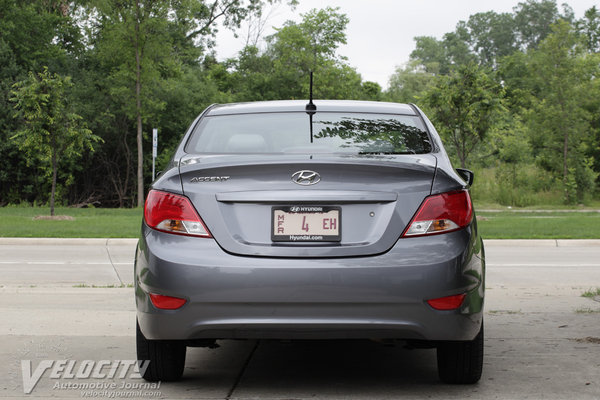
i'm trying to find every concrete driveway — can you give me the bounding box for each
[0,238,599,399]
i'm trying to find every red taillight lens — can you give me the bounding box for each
[149,293,187,310]
[427,293,466,310]
[402,190,473,237]
[144,190,211,237]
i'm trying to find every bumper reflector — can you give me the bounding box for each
[427,293,466,310]
[149,293,187,310]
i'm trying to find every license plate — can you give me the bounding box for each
[272,206,341,242]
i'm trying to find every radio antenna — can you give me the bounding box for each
[306,72,316,113]
[306,71,316,143]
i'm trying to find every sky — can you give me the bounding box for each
[213,0,599,89]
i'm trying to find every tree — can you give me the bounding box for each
[512,0,561,50]
[410,36,448,74]
[0,0,82,205]
[10,68,101,215]
[88,0,288,207]
[269,7,349,72]
[265,6,354,99]
[497,50,534,111]
[89,1,177,208]
[386,61,434,103]
[410,27,476,74]
[422,63,503,168]
[465,11,518,67]
[228,7,364,101]
[525,21,598,203]
[512,0,578,49]
[410,1,572,73]
[361,81,382,101]
[576,6,600,53]
[442,23,478,68]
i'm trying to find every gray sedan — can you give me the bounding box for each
[135,100,485,384]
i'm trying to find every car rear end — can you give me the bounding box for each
[135,100,485,383]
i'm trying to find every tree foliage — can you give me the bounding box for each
[10,68,101,215]
[576,6,600,53]
[224,7,367,101]
[86,0,287,207]
[0,0,599,208]
[386,61,434,103]
[422,63,504,168]
[0,0,78,205]
[524,21,598,202]
[393,0,600,204]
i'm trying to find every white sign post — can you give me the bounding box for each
[152,128,158,181]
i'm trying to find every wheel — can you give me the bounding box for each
[436,322,484,384]
[136,320,186,381]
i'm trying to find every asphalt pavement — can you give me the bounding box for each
[1,238,599,399]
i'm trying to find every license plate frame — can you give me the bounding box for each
[271,206,341,242]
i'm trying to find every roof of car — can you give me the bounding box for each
[205,100,417,116]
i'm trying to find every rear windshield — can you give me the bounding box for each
[185,112,432,154]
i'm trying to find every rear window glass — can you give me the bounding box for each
[185,112,432,154]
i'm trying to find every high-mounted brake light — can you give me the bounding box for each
[144,190,211,237]
[403,190,473,237]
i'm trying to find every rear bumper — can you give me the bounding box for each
[135,226,484,341]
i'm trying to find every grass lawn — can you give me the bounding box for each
[0,207,141,238]
[0,206,598,239]
[476,210,600,239]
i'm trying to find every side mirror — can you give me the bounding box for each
[456,168,474,187]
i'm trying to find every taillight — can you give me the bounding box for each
[144,190,212,237]
[402,190,473,237]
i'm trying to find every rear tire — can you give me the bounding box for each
[437,322,484,384]
[136,320,186,381]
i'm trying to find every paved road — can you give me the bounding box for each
[1,238,599,399]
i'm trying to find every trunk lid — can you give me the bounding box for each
[179,154,436,258]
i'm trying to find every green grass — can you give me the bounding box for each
[581,288,600,298]
[475,201,600,211]
[0,207,141,238]
[0,206,599,239]
[476,211,600,239]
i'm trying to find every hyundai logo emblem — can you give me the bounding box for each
[291,170,321,185]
